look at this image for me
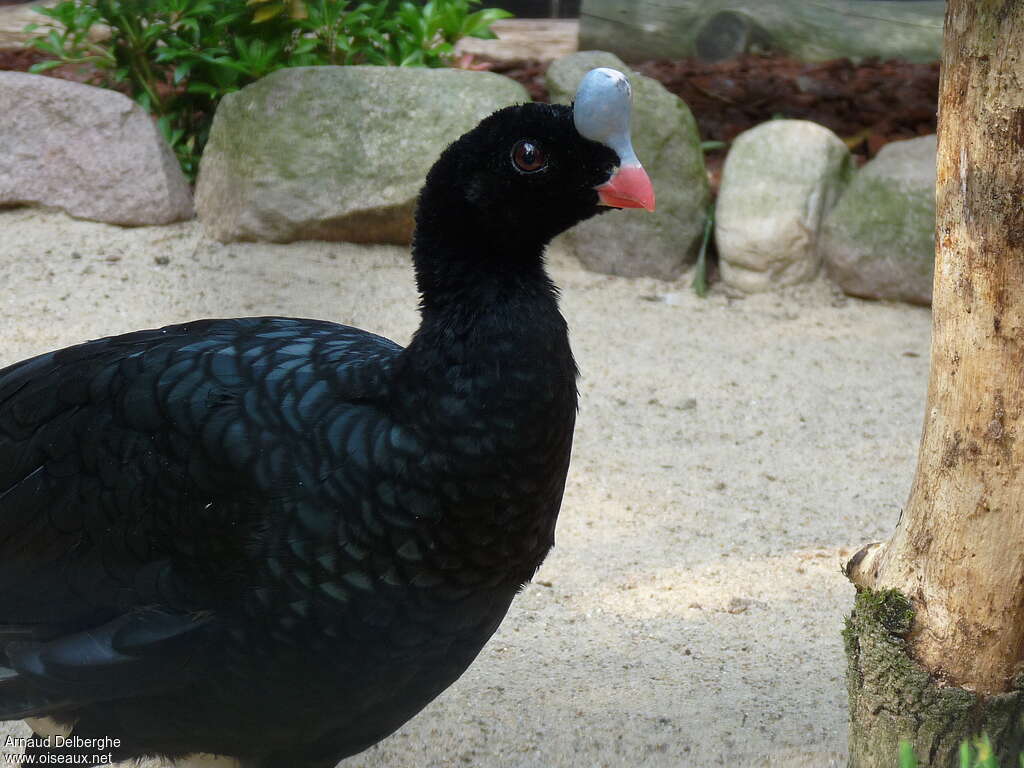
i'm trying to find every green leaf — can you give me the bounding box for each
[156,114,173,142]
[28,37,63,57]
[252,4,285,23]
[185,81,221,95]
[898,740,918,768]
[141,21,168,43]
[173,61,193,83]
[291,37,318,55]
[691,202,714,299]
[960,740,974,768]
[177,16,200,35]
[974,735,997,768]
[463,7,511,39]
[28,60,66,73]
[399,49,424,67]
[30,5,59,21]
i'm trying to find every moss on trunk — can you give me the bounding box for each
[845,589,1024,767]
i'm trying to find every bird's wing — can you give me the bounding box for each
[0,610,216,718]
[0,316,405,714]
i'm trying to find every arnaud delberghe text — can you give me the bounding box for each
[5,735,121,750]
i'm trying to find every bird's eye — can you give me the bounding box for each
[511,140,546,173]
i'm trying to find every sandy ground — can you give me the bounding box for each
[0,206,932,767]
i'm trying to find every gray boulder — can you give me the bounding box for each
[716,119,852,293]
[821,134,936,306]
[546,51,709,280]
[195,66,528,244]
[0,72,193,226]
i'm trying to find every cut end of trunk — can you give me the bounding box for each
[844,541,887,590]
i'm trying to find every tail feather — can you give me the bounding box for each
[0,664,71,720]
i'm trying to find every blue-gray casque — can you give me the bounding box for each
[573,67,655,211]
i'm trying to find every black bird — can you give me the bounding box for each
[0,68,654,768]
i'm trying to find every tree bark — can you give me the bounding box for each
[845,0,1024,764]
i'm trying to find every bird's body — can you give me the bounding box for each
[0,79,653,767]
[2,308,573,766]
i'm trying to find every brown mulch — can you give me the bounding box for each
[0,47,104,85]
[0,48,43,72]
[633,55,938,154]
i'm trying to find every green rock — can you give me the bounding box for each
[716,119,852,292]
[195,66,528,244]
[821,135,936,306]
[546,51,710,281]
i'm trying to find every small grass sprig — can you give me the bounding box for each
[898,734,1022,768]
[691,201,714,298]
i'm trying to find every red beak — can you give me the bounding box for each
[596,164,656,212]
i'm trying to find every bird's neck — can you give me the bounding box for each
[394,232,578,423]
[410,224,554,314]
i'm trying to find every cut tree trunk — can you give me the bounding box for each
[578,0,944,63]
[845,1,1024,766]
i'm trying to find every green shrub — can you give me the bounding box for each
[26,0,512,179]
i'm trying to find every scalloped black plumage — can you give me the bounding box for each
[0,102,620,768]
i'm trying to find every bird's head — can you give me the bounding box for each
[414,68,655,257]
